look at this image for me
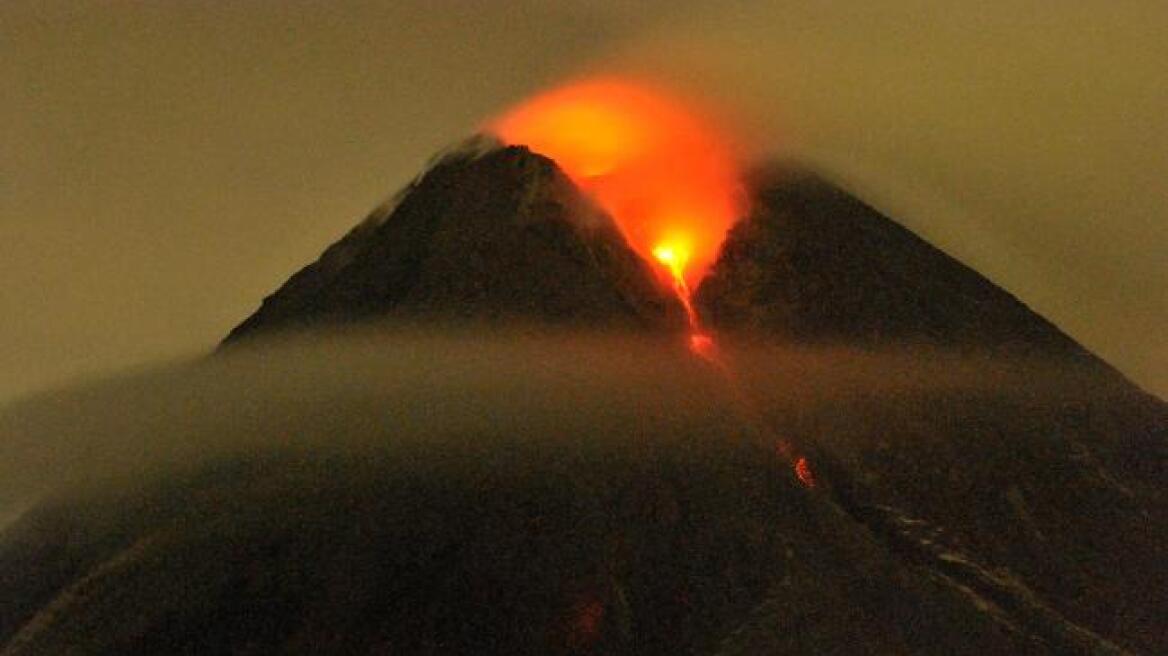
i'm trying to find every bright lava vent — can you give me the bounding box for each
[488,77,744,292]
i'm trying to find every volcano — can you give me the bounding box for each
[1,136,1165,656]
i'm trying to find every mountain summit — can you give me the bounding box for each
[223,137,684,345]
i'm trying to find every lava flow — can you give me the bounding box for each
[491,77,814,489]
[651,243,716,359]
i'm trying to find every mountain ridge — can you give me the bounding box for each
[222,138,685,345]
[225,136,1135,390]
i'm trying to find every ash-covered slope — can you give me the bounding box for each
[224,137,683,344]
[697,166,1092,358]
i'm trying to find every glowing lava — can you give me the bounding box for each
[489,77,744,292]
[794,457,816,489]
[651,243,716,359]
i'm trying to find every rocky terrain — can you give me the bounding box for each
[223,137,684,345]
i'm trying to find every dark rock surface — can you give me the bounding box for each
[697,165,1094,359]
[223,138,684,345]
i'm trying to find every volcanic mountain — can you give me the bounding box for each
[1,138,1164,655]
[224,139,1107,368]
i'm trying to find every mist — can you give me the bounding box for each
[1,326,1130,535]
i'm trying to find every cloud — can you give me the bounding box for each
[0,326,1121,528]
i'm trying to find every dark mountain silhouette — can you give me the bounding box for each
[223,136,684,345]
[1,137,1164,655]
[697,165,1092,358]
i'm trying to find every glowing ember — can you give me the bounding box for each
[489,77,743,290]
[776,441,817,489]
[688,332,715,357]
[652,244,719,357]
[794,457,816,488]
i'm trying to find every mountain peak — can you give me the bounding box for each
[227,138,1119,384]
[696,164,1096,360]
[222,139,685,345]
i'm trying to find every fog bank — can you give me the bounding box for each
[1,327,1128,528]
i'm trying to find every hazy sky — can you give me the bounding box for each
[2,1,1165,401]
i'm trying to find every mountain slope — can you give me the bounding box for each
[696,165,1094,359]
[0,142,1163,655]
[692,165,1165,652]
[224,138,684,344]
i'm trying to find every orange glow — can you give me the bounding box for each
[489,77,743,290]
[688,332,715,357]
[776,441,817,489]
[653,243,720,359]
[652,243,696,322]
[794,457,816,488]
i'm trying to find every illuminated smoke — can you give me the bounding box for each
[489,77,744,291]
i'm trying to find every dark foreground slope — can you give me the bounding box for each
[1,335,1161,656]
[3,427,987,656]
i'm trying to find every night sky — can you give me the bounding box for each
[2,1,1165,401]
